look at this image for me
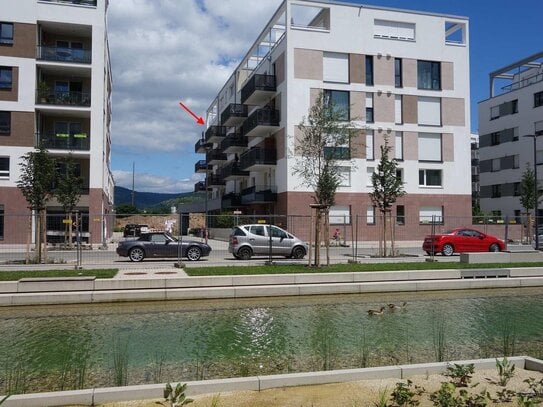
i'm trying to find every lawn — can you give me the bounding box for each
[0,269,118,281]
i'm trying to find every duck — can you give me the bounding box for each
[387,302,407,310]
[367,306,385,316]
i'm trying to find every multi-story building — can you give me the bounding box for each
[194,0,472,230]
[0,0,113,244]
[478,51,543,222]
[471,133,480,209]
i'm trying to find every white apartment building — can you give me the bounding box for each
[195,0,472,231]
[478,51,543,221]
[0,0,113,244]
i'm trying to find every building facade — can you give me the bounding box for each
[194,0,472,230]
[478,51,543,221]
[0,0,113,244]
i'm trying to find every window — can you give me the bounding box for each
[418,133,442,162]
[513,127,519,141]
[365,55,373,86]
[419,169,442,187]
[366,131,374,160]
[366,93,374,123]
[396,168,404,183]
[491,132,500,145]
[536,120,543,136]
[374,19,415,41]
[323,52,349,83]
[249,225,265,236]
[396,205,405,225]
[0,157,8,178]
[514,183,521,197]
[0,204,3,240]
[366,167,374,187]
[367,206,375,224]
[395,131,403,160]
[395,58,403,87]
[490,106,500,120]
[329,205,351,224]
[513,155,519,169]
[491,100,518,119]
[0,23,13,45]
[419,206,443,224]
[417,60,441,90]
[0,67,12,89]
[491,158,500,172]
[514,209,521,224]
[491,184,501,198]
[324,90,350,121]
[269,225,288,238]
[338,166,351,187]
[0,111,10,134]
[535,91,543,108]
[417,96,441,126]
[395,95,402,124]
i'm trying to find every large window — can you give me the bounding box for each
[491,100,518,120]
[323,52,349,83]
[395,131,403,160]
[535,91,543,108]
[329,205,351,224]
[367,206,375,225]
[491,184,501,198]
[365,55,374,86]
[338,166,351,187]
[374,19,415,41]
[0,67,12,89]
[417,96,441,126]
[366,131,374,160]
[395,58,403,87]
[419,206,443,224]
[418,133,442,162]
[324,90,350,121]
[417,60,441,90]
[0,111,10,134]
[395,95,403,124]
[0,23,13,45]
[366,167,374,186]
[396,205,405,225]
[419,169,442,187]
[366,93,374,123]
[0,157,9,178]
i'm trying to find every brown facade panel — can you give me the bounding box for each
[442,132,454,162]
[403,58,417,88]
[274,127,286,160]
[350,91,365,122]
[349,53,365,83]
[309,87,320,108]
[374,56,394,86]
[274,52,285,86]
[0,23,36,59]
[294,48,323,80]
[403,131,418,160]
[1,111,34,147]
[374,92,394,123]
[0,66,18,102]
[0,187,30,244]
[442,97,465,126]
[441,61,454,90]
[351,129,366,159]
[402,95,418,124]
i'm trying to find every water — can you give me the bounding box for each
[1,288,543,394]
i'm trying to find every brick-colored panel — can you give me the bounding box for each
[349,54,365,83]
[403,131,418,160]
[274,52,286,86]
[350,91,365,122]
[374,130,391,160]
[0,67,18,102]
[1,111,34,147]
[402,95,418,124]
[442,97,465,126]
[293,126,304,154]
[374,92,394,123]
[0,23,36,59]
[294,48,323,80]
[351,129,366,159]
[443,133,454,162]
[403,59,417,88]
[442,61,454,90]
[374,56,394,86]
[275,127,286,160]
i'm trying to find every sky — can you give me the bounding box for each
[108,0,543,193]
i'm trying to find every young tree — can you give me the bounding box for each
[16,146,56,263]
[369,136,405,257]
[520,164,542,242]
[55,155,83,245]
[293,91,353,266]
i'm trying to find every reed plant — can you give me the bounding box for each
[151,350,167,383]
[2,359,31,395]
[432,314,447,362]
[111,338,130,386]
[498,316,517,356]
[358,330,370,368]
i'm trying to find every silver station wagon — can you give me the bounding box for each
[228,224,308,260]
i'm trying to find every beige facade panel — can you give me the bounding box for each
[402,95,418,124]
[0,23,35,59]
[403,131,418,160]
[374,56,394,86]
[442,97,465,126]
[350,91,365,122]
[1,111,34,147]
[294,48,323,80]
[310,88,320,108]
[403,58,417,88]
[0,67,18,102]
[293,126,304,154]
[442,61,454,90]
[349,54,365,83]
[443,133,454,162]
[351,129,366,159]
[374,92,394,123]
[275,52,286,86]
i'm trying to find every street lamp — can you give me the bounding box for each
[524,133,542,250]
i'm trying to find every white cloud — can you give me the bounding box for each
[113,169,204,194]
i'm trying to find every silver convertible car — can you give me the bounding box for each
[116,232,211,262]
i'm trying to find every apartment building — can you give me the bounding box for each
[478,51,543,221]
[194,0,472,229]
[0,0,113,244]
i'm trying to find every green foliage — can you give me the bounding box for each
[389,380,424,407]
[0,269,117,281]
[491,388,515,402]
[111,338,129,386]
[372,387,388,407]
[524,377,543,399]
[517,394,540,406]
[495,357,515,386]
[458,388,488,406]
[432,314,447,362]
[115,204,140,216]
[444,363,475,387]
[429,382,461,406]
[157,382,194,407]
[54,155,83,214]
[16,145,56,211]
[520,164,542,212]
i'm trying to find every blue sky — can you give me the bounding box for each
[108,0,542,193]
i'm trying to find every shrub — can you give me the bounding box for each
[444,363,475,387]
[495,357,515,386]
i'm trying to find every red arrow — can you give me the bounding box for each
[179,102,205,125]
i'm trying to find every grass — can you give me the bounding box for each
[185,262,543,276]
[0,269,118,281]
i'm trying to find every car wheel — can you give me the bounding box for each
[128,247,145,262]
[489,243,501,252]
[237,246,252,260]
[291,246,306,259]
[186,246,202,261]
[441,243,454,256]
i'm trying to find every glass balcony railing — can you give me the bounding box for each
[36,90,91,107]
[221,192,242,208]
[195,160,209,173]
[37,132,90,151]
[241,74,276,104]
[39,0,97,6]
[241,185,277,204]
[37,46,92,64]
[221,103,248,126]
[239,148,277,170]
[241,108,280,138]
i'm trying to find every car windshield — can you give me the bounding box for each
[164,232,177,242]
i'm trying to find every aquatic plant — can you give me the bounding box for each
[111,338,130,386]
[372,387,388,407]
[444,363,475,387]
[358,330,370,368]
[432,314,447,362]
[495,357,515,386]
[389,380,424,407]
[158,382,193,407]
[151,350,167,383]
[2,359,31,395]
[498,316,517,357]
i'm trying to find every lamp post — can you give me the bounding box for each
[524,134,541,250]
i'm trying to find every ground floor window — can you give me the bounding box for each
[396,205,405,225]
[0,204,4,240]
[329,205,351,224]
[366,206,375,225]
[0,157,9,179]
[419,206,443,224]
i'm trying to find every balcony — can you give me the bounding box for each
[241,185,277,204]
[323,146,351,160]
[221,161,249,180]
[206,149,227,165]
[239,148,277,171]
[221,103,248,127]
[241,108,280,138]
[36,90,91,107]
[221,192,243,209]
[207,174,225,187]
[241,74,276,105]
[194,181,206,192]
[39,0,97,6]
[204,125,227,143]
[37,132,90,151]
[220,134,247,154]
[195,138,211,154]
[37,46,91,64]
[195,160,210,173]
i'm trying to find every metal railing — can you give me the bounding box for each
[220,103,248,125]
[241,108,280,137]
[39,0,97,6]
[37,132,90,151]
[501,72,543,94]
[37,45,91,64]
[36,90,91,107]
[239,148,277,170]
[240,185,278,204]
[240,74,276,104]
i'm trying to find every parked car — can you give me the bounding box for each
[116,232,211,262]
[228,224,308,260]
[123,223,149,237]
[422,228,504,256]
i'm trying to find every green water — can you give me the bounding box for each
[1,288,543,394]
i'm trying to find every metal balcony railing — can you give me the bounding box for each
[220,134,247,152]
[239,148,277,170]
[206,150,227,163]
[241,108,280,137]
[36,90,91,107]
[37,132,90,151]
[221,192,242,208]
[241,74,276,104]
[207,174,225,186]
[195,138,211,154]
[195,160,209,173]
[194,181,206,192]
[37,46,91,64]
[241,185,277,204]
[204,125,227,143]
[221,162,249,179]
[221,103,248,125]
[39,0,97,6]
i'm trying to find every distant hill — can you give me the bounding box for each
[114,186,203,210]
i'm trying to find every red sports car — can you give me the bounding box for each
[422,228,505,256]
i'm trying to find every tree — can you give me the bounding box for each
[16,146,56,263]
[55,155,83,245]
[520,164,542,241]
[369,136,405,257]
[115,204,140,217]
[293,91,353,266]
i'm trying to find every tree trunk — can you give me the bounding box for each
[390,211,396,256]
[325,208,330,267]
[382,211,387,257]
[314,209,321,267]
[68,211,73,248]
[35,210,42,264]
[42,209,48,263]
